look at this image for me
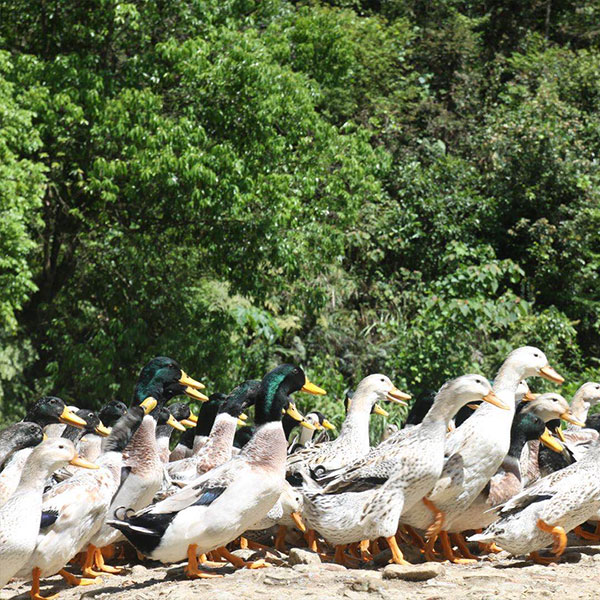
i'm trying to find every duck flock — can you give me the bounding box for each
[1,348,600,598]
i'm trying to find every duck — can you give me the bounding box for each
[0,399,89,506]
[300,375,499,565]
[156,404,189,464]
[107,364,326,579]
[286,375,409,480]
[518,393,583,487]
[17,402,153,599]
[443,412,565,536]
[0,439,97,590]
[169,393,226,462]
[168,381,260,485]
[79,401,128,462]
[87,357,206,567]
[379,423,399,443]
[50,409,111,484]
[399,346,564,563]
[469,439,600,563]
[0,423,44,471]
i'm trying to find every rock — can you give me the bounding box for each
[382,563,445,581]
[130,564,148,577]
[288,548,322,566]
[231,548,258,561]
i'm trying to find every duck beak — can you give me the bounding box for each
[286,403,305,422]
[184,386,209,402]
[522,390,539,402]
[187,412,198,424]
[301,378,327,395]
[179,371,205,390]
[140,397,158,414]
[291,511,307,532]
[538,365,565,384]
[322,419,336,431]
[180,418,196,428]
[373,403,389,417]
[69,454,99,469]
[467,403,480,411]
[560,412,585,427]
[167,414,186,431]
[59,407,88,428]
[239,413,248,421]
[95,422,111,437]
[237,418,246,427]
[386,386,411,405]
[539,428,564,453]
[555,426,566,442]
[300,420,317,430]
[42,433,48,441]
[482,391,510,410]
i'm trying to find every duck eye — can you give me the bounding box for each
[533,353,539,358]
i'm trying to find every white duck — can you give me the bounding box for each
[0,439,96,591]
[399,346,564,562]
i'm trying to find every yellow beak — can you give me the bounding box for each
[300,420,317,431]
[187,412,198,424]
[322,419,336,431]
[167,414,186,431]
[237,418,246,427]
[286,403,305,422]
[94,422,111,437]
[184,386,209,402]
[140,397,158,414]
[538,365,565,385]
[301,378,327,395]
[482,390,510,410]
[467,403,480,411]
[522,390,539,402]
[179,371,205,390]
[180,418,196,428]
[539,428,564,453]
[560,412,585,427]
[239,412,248,421]
[373,403,389,417]
[69,455,99,470]
[59,408,87,428]
[386,386,411,405]
[291,511,307,532]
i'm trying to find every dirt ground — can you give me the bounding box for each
[3,535,600,600]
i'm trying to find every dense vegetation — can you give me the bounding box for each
[0,0,598,427]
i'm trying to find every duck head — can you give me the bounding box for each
[24,396,88,429]
[255,364,326,426]
[98,400,128,427]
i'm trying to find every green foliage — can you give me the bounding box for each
[0,0,598,430]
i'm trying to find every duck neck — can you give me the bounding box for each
[202,413,238,463]
[17,454,54,494]
[338,391,376,450]
[298,426,315,446]
[422,392,463,427]
[570,391,590,423]
[240,421,287,470]
[124,414,160,471]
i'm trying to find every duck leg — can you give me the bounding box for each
[93,546,123,574]
[185,544,223,579]
[528,551,555,565]
[29,568,58,600]
[422,497,444,558]
[451,533,479,560]
[275,526,288,551]
[536,519,567,559]
[386,535,410,565]
[81,545,103,579]
[574,522,600,543]
[359,539,373,561]
[333,544,360,567]
[439,531,476,564]
[216,546,269,569]
[304,528,318,552]
[58,569,99,587]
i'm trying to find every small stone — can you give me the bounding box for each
[382,563,445,581]
[288,548,322,566]
[130,564,148,576]
[231,548,259,561]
